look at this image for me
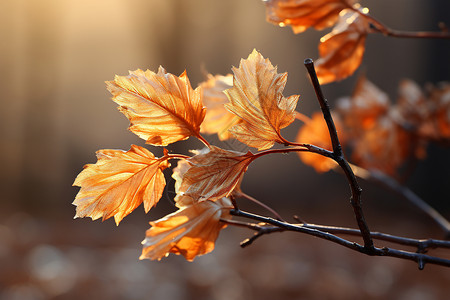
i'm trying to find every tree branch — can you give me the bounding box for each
[230,209,450,269]
[304,59,374,251]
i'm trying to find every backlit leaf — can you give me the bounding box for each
[178,146,254,202]
[315,9,370,84]
[264,0,357,34]
[106,67,206,146]
[140,197,232,261]
[199,74,241,140]
[73,145,169,225]
[225,49,300,150]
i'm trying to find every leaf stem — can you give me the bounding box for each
[196,133,212,149]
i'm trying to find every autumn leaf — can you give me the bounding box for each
[140,197,232,261]
[171,157,196,208]
[106,67,206,146]
[296,112,344,172]
[351,115,411,175]
[224,49,300,150]
[177,146,254,202]
[336,75,389,133]
[199,73,241,140]
[73,145,169,225]
[315,9,370,84]
[264,0,357,34]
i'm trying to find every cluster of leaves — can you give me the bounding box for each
[265,0,372,84]
[299,77,450,176]
[73,50,310,261]
[73,1,450,267]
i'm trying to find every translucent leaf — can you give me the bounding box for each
[225,49,300,150]
[199,74,241,140]
[315,9,370,84]
[140,198,232,261]
[265,0,357,34]
[106,67,205,146]
[178,146,254,202]
[73,145,169,225]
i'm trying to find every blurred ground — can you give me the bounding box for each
[1,0,450,299]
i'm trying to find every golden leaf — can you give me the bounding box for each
[296,112,343,172]
[140,197,232,261]
[199,74,241,140]
[264,0,357,34]
[315,9,370,84]
[106,67,206,146]
[225,49,300,150]
[177,146,254,202]
[73,145,169,225]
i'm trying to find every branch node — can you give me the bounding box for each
[418,258,425,270]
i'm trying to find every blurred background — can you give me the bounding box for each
[1,0,450,299]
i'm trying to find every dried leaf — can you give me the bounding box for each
[106,67,205,146]
[264,0,357,34]
[73,145,169,225]
[199,74,241,140]
[351,115,411,175]
[178,146,254,202]
[315,9,370,84]
[225,49,300,150]
[296,112,343,172]
[337,75,389,133]
[140,197,232,261]
[171,158,196,208]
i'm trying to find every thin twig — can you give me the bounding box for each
[230,209,450,269]
[368,170,450,239]
[304,58,374,251]
[346,5,450,40]
[235,191,284,221]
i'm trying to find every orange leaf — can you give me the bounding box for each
[73,145,169,225]
[171,157,196,208]
[225,49,300,150]
[351,116,411,175]
[199,73,241,140]
[315,9,370,84]
[264,0,357,34]
[296,112,343,172]
[336,75,389,133]
[140,197,232,261]
[177,146,254,202]
[106,67,206,146]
